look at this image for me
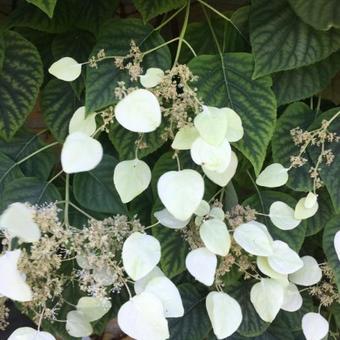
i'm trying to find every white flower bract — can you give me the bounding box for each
[335,230,340,261]
[302,312,329,340]
[134,266,165,295]
[294,195,319,220]
[256,163,289,188]
[288,256,322,286]
[76,297,111,322]
[8,327,56,340]
[171,126,199,150]
[223,108,244,142]
[48,57,82,81]
[154,208,190,229]
[69,106,97,136]
[66,310,93,337]
[140,68,164,88]
[269,201,301,230]
[281,283,303,312]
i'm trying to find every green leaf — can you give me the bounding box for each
[273,51,340,106]
[26,0,57,18]
[85,18,171,113]
[272,102,314,192]
[73,155,127,214]
[132,0,186,22]
[230,281,269,337]
[288,0,340,31]
[41,79,82,141]
[243,191,306,251]
[0,177,61,212]
[188,53,276,175]
[108,120,166,160]
[249,0,340,78]
[168,283,211,340]
[323,215,340,290]
[0,33,4,71]
[0,31,43,141]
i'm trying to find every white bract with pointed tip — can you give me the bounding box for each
[223,108,244,142]
[256,163,289,188]
[76,297,111,322]
[269,201,301,230]
[267,240,303,274]
[0,202,40,242]
[289,256,322,286]
[335,231,340,261]
[8,327,56,340]
[194,200,210,217]
[185,247,217,286]
[302,312,329,340]
[61,132,103,174]
[0,250,32,301]
[250,278,284,322]
[281,283,303,312]
[256,257,289,286]
[191,137,231,173]
[294,195,319,220]
[114,159,151,203]
[115,89,161,133]
[118,292,169,340]
[154,209,190,229]
[157,169,204,221]
[199,219,231,256]
[144,276,184,317]
[194,106,228,146]
[69,106,97,136]
[171,126,199,150]
[206,291,242,339]
[134,266,165,294]
[122,232,161,281]
[140,68,164,88]
[209,207,225,221]
[48,57,82,81]
[203,151,238,187]
[66,311,93,337]
[304,192,318,208]
[234,221,274,256]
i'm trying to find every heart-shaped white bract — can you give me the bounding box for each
[294,195,319,220]
[250,278,284,322]
[206,291,242,339]
[144,276,184,317]
[113,159,151,203]
[118,292,169,340]
[8,327,56,340]
[199,219,231,256]
[76,297,111,322]
[134,266,165,294]
[190,137,231,173]
[304,192,318,209]
[223,108,244,142]
[0,202,40,243]
[267,240,303,274]
[335,230,340,261]
[209,207,225,221]
[48,57,82,81]
[122,232,161,281]
[171,126,199,150]
[157,169,204,221]
[154,208,190,229]
[194,200,210,217]
[203,151,238,187]
[289,256,322,286]
[185,247,217,286]
[233,221,274,256]
[269,201,301,230]
[61,132,103,174]
[115,89,161,133]
[69,106,97,136]
[93,266,116,286]
[194,106,228,146]
[140,68,164,88]
[256,257,289,286]
[281,283,303,312]
[256,163,289,188]
[302,312,329,340]
[66,310,93,337]
[0,250,32,302]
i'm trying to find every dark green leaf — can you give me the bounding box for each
[0,31,43,140]
[188,53,276,175]
[288,0,340,31]
[250,0,340,78]
[132,0,186,22]
[323,215,340,290]
[0,33,4,71]
[26,0,57,18]
[243,191,306,251]
[85,18,171,113]
[73,155,127,214]
[272,102,314,192]
[41,79,82,141]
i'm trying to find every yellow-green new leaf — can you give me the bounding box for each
[48,57,82,82]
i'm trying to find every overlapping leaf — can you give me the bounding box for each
[26,0,58,18]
